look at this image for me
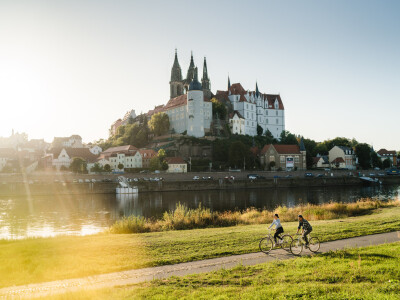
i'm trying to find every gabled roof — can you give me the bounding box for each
[165,157,186,164]
[50,147,98,163]
[164,94,187,110]
[229,110,244,119]
[377,149,396,156]
[331,157,345,164]
[261,144,301,155]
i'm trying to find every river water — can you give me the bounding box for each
[1,185,399,240]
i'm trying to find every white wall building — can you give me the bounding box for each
[329,146,357,170]
[50,148,98,170]
[108,151,142,170]
[216,81,285,139]
[89,145,103,155]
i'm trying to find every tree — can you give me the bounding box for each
[256,125,263,136]
[228,141,249,168]
[149,112,170,136]
[161,160,168,171]
[371,151,383,169]
[211,98,227,120]
[302,138,318,169]
[279,131,298,145]
[70,157,87,174]
[382,158,392,169]
[264,129,277,145]
[149,156,160,171]
[104,164,111,172]
[158,149,166,161]
[118,163,124,170]
[355,143,371,170]
[90,163,103,173]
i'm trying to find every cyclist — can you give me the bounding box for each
[268,213,284,246]
[296,215,312,247]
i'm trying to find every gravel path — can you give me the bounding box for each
[1,231,399,299]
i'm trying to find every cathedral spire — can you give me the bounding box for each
[256,81,259,97]
[170,49,182,82]
[186,51,196,84]
[202,57,208,81]
[202,57,211,96]
[228,76,231,90]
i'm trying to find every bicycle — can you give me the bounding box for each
[259,229,293,254]
[290,233,320,255]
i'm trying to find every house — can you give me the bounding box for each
[377,149,397,166]
[89,145,102,155]
[331,157,346,169]
[50,147,98,170]
[108,151,142,171]
[215,81,285,139]
[52,135,83,148]
[313,155,330,169]
[138,149,158,168]
[229,111,245,135]
[0,148,15,172]
[260,143,306,170]
[165,157,187,173]
[328,146,357,170]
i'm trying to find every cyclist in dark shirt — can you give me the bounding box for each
[296,215,313,247]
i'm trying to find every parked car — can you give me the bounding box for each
[91,179,96,183]
[324,168,331,171]
[102,178,112,182]
[247,174,258,180]
[377,173,385,177]
[154,170,160,174]
[386,168,400,175]
[78,179,84,183]
[193,176,200,180]
[285,175,293,178]
[369,173,376,177]
[85,179,90,183]
[316,174,324,178]
[224,175,235,180]
[304,173,314,177]
[140,170,149,174]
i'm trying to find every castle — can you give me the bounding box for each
[148,50,212,138]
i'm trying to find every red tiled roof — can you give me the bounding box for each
[138,149,157,159]
[261,144,301,155]
[331,157,345,163]
[102,145,138,154]
[313,157,321,164]
[164,94,187,110]
[250,146,260,156]
[147,105,165,116]
[377,149,396,156]
[165,157,186,164]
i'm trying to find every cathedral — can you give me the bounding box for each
[160,50,212,138]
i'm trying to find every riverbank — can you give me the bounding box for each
[1,175,400,196]
[0,206,399,288]
[55,242,399,300]
[110,199,399,233]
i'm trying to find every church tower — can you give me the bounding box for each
[184,52,196,92]
[170,49,184,99]
[202,57,211,98]
[186,67,205,137]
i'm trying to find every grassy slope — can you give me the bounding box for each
[63,242,399,300]
[1,207,400,288]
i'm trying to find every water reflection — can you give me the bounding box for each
[0,185,398,240]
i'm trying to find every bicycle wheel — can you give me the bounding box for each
[280,235,293,252]
[290,238,303,255]
[259,237,273,254]
[308,237,320,253]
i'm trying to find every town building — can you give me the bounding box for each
[328,146,357,170]
[89,145,102,155]
[165,157,187,173]
[260,142,306,170]
[216,80,285,138]
[52,135,83,148]
[377,149,397,166]
[312,155,330,169]
[109,110,137,136]
[108,151,142,171]
[138,149,158,168]
[49,147,98,170]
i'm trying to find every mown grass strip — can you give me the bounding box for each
[0,206,399,288]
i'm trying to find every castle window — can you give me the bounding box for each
[276,111,278,116]
[276,119,279,124]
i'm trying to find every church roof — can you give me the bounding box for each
[261,144,301,155]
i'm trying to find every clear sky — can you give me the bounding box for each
[0,0,399,149]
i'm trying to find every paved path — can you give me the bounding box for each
[1,232,399,299]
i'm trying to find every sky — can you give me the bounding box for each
[0,0,399,149]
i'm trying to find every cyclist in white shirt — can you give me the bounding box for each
[268,213,284,246]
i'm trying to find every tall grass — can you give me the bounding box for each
[109,198,399,234]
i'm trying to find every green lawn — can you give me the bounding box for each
[42,242,400,300]
[1,207,400,288]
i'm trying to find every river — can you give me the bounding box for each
[1,185,399,240]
